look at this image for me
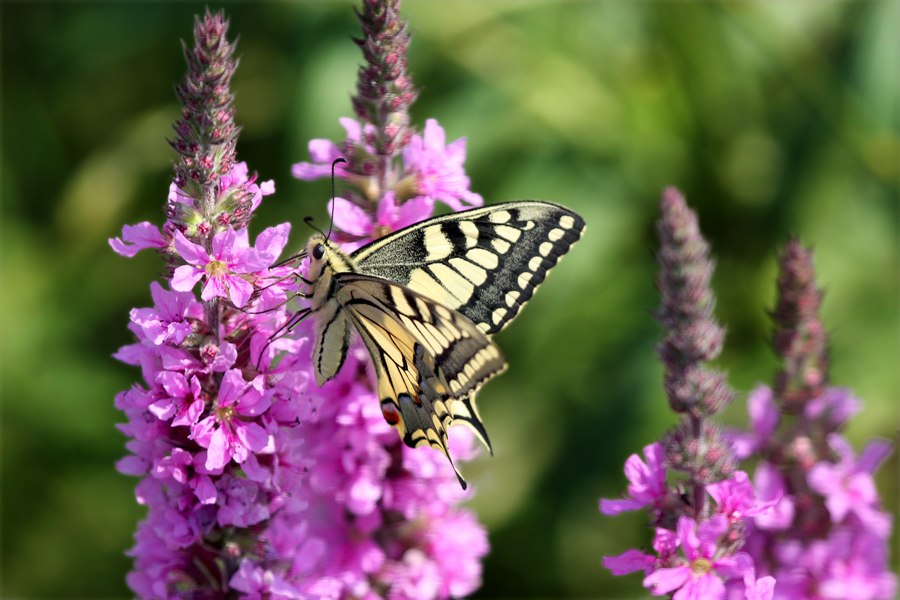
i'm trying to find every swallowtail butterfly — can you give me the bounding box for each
[296,201,585,488]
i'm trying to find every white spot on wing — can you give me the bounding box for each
[548,228,564,242]
[518,272,533,289]
[495,225,521,243]
[488,210,511,224]
[459,220,479,249]
[491,238,511,253]
[559,215,575,229]
[449,257,487,285]
[539,242,553,257]
[467,248,499,269]
[492,307,507,325]
[424,225,452,261]
[430,263,475,305]
[505,291,520,307]
[528,256,542,271]
[523,221,535,230]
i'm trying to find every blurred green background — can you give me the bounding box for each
[2,2,897,598]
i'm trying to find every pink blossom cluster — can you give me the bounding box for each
[601,445,777,599]
[734,386,896,600]
[292,118,482,252]
[112,147,488,598]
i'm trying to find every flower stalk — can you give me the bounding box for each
[654,187,738,519]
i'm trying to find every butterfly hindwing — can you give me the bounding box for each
[336,274,505,416]
[332,274,503,485]
[350,200,586,334]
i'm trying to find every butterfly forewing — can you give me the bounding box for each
[351,200,586,334]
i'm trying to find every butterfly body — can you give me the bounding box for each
[301,200,585,487]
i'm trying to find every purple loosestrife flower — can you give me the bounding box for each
[807,435,893,538]
[190,369,271,471]
[171,227,269,307]
[602,188,768,599]
[112,10,315,598]
[327,191,432,252]
[110,222,168,257]
[129,282,203,348]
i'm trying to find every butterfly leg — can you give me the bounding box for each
[254,307,314,369]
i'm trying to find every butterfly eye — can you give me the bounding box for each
[312,244,326,260]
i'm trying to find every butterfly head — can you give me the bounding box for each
[303,233,354,279]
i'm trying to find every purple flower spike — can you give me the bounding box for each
[771,239,829,414]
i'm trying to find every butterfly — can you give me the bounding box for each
[293,200,585,488]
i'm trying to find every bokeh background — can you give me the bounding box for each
[2,2,897,598]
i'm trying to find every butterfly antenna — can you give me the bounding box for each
[327,158,347,243]
[303,216,326,237]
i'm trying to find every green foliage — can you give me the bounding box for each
[2,2,896,598]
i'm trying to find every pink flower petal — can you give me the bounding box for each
[171,265,205,293]
[600,497,647,515]
[226,275,254,308]
[603,549,655,575]
[117,455,148,475]
[206,427,232,471]
[259,180,275,195]
[394,195,435,230]
[747,385,779,437]
[857,439,893,474]
[254,223,291,264]
[200,275,228,301]
[109,222,165,257]
[173,230,210,266]
[645,565,691,596]
[193,474,218,504]
[235,421,269,455]
[339,117,362,142]
[331,197,373,237]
